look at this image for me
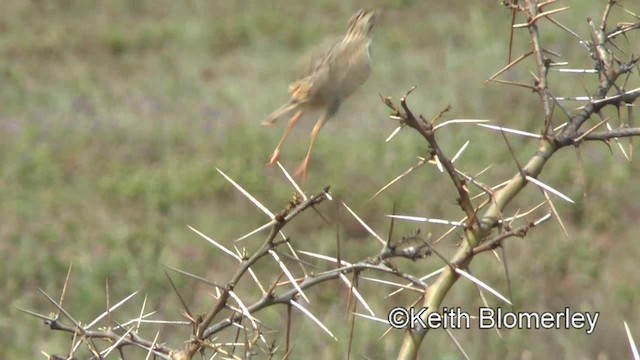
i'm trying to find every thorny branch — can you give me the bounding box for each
[27,185,441,359]
[23,1,640,359]
[397,1,640,358]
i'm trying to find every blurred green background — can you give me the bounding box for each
[2,0,639,358]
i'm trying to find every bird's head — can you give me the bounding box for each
[345,9,377,41]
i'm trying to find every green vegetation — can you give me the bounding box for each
[1,1,638,358]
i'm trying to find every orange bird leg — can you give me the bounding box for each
[295,113,329,180]
[262,101,298,127]
[268,110,303,165]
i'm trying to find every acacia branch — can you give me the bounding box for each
[397,1,640,358]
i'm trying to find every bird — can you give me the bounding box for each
[262,9,377,180]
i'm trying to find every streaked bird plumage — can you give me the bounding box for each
[262,9,377,179]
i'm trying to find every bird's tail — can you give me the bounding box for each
[261,100,299,127]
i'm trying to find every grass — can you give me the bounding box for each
[1,1,639,358]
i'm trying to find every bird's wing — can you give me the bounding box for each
[330,38,371,99]
[292,35,342,81]
[288,42,339,104]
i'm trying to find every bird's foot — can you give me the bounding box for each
[268,150,280,166]
[294,159,309,181]
[261,119,276,127]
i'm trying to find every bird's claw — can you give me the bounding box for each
[294,160,309,181]
[261,119,276,127]
[268,151,280,166]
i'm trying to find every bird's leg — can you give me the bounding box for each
[295,113,329,180]
[262,101,298,127]
[268,110,304,165]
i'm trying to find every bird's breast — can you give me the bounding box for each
[338,42,371,99]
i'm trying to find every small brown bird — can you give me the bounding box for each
[262,9,377,179]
